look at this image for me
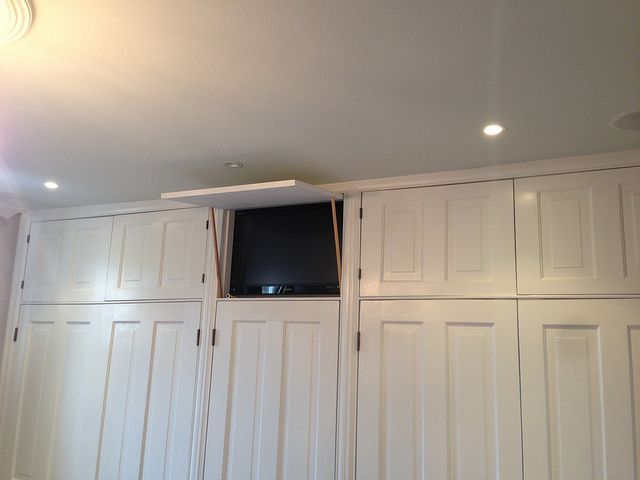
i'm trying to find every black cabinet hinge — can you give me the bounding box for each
[26,234,30,243]
[358,268,362,279]
[196,329,201,346]
[201,273,206,283]
[13,327,18,342]
[356,331,361,351]
[211,328,217,347]
[206,220,209,230]
[20,280,24,290]
[359,207,363,219]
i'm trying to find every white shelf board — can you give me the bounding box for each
[161,180,343,210]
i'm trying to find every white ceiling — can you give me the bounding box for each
[1,0,639,208]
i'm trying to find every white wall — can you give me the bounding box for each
[0,215,20,368]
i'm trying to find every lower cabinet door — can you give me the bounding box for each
[519,300,639,480]
[97,302,201,480]
[0,302,201,480]
[204,300,340,480]
[356,300,522,480]
[0,304,112,480]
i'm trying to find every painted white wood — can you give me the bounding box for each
[629,325,640,476]
[22,217,113,302]
[356,300,522,480]
[162,179,342,209]
[519,300,639,480]
[26,200,196,223]
[0,304,112,480]
[335,193,361,480]
[321,150,640,194]
[97,302,201,480]
[515,167,640,294]
[204,300,339,480]
[106,208,208,300]
[0,302,201,480]
[360,180,516,296]
[621,181,640,286]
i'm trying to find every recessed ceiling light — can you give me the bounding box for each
[223,162,244,168]
[610,110,640,131]
[483,124,506,136]
[43,181,59,190]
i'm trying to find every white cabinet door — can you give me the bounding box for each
[97,302,201,480]
[0,304,112,480]
[106,208,208,300]
[519,300,639,480]
[515,167,640,294]
[0,302,201,480]
[356,300,522,480]
[204,300,339,480]
[22,217,113,302]
[360,180,516,296]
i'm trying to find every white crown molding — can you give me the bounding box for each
[320,149,640,193]
[0,0,33,46]
[25,199,198,222]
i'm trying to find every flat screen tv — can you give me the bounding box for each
[229,202,343,296]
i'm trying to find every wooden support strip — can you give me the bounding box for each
[211,208,223,298]
[331,198,342,287]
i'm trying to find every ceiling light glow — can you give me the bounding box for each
[44,181,59,190]
[483,124,505,136]
[0,0,33,46]
[223,162,244,168]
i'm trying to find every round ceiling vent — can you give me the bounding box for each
[610,110,640,131]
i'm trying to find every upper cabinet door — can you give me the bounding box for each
[106,208,208,300]
[22,217,113,302]
[515,167,640,294]
[356,300,522,480]
[360,180,516,296]
[519,300,639,480]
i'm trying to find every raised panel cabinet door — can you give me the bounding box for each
[0,304,112,480]
[106,208,208,300]
[360,180,516,296]
[519,300,639,480]
[204,300,340,480]
[22,217,113,302]
[515,167,640,294]
[356,300,522,480]
[97,302,201,480]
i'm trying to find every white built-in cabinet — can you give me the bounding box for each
[22,217,113,302]
[356,300,522,480]
[5,166,640,480]
[360,180,516,296]
[516,167,640,294]
[205,300,340,480]
[106,208,208,300]
[0,302,201,480]
[519,300,639,480]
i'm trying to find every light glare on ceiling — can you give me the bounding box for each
[483,124,505,136]
[44,181,59,190]
[0,0,33,46]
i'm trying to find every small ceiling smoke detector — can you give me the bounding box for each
[610,110,640,131]
[483,124,506,136]
[223,162,244,168]
[44,181,59,190]
[0,0,33,46]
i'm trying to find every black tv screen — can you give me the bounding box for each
[229,202,343,296]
